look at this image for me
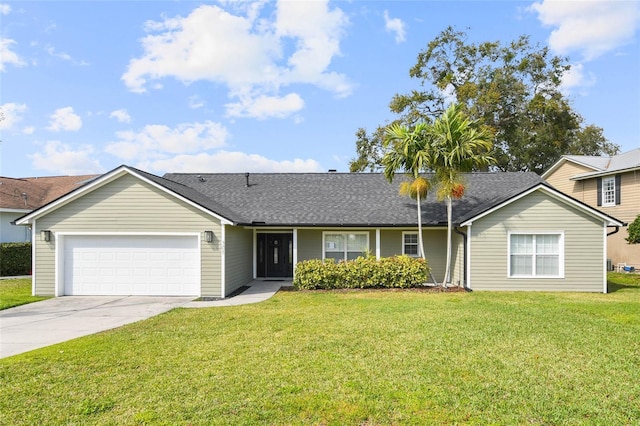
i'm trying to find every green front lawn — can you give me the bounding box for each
[0,278,48,310]
[1,274,639,424]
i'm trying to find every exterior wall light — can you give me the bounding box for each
[41,230,52,242]
[204,231,214,243]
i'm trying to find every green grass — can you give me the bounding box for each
[0,278,49,310]
[1,274,639,425]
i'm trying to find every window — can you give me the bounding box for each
[323,232,369,261]
[597,175,620,207]
[509,233,563,278]
[403,232,419,257]
[602,176,615,206]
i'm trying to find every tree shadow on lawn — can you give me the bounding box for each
[608,277,640,293]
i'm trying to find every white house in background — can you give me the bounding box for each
[0,175,99,243]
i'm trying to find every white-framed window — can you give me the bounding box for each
[402,232,419,257]
[602,176,616,206]
[508,232,564,278]
[323,232,369,261]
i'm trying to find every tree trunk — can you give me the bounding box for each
[417,192,426,260]
[443,196,452,286]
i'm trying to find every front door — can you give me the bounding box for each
[257,233,293,278]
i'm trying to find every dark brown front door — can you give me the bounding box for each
[257,233,293,278]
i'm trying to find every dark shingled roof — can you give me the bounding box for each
[161,171,544,227]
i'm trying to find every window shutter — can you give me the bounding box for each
[596,177,602,206]
[615,174,621,205]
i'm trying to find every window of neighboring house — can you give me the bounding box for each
[323,232,369,261]
[509,233,564,278]
[602,176,616,206]
[402,232,419,257]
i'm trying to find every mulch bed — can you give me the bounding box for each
[282,286,469,293]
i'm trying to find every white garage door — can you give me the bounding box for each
[64,235,200,296]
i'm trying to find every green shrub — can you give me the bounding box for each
[293,255,429,290]
[627,214,640,244]
[0,243,32,276]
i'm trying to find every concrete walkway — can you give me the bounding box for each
[183,280,288,307]
[0,280,286,359]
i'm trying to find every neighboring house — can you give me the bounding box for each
[0,175,99,243]
[543,148,640,269]
[15,165,622,297]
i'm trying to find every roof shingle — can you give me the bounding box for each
[0,174,99,210]
[163,172,544,226]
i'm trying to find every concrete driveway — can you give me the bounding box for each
[0,296,193,359]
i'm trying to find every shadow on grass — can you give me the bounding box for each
[608,282,639,293]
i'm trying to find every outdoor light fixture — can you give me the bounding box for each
[41,230,52,242]
[204,231,214,243]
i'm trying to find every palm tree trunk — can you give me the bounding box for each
[443,196,452,286]
[417,192,426,260]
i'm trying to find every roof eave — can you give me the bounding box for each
[460,183,624,228]
[15,165,235,226]
[570,165,640,181]
[541,156,602,179]
[241,222,448,228]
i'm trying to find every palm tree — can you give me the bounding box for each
[429,103,494,285]
[382,122,432,259]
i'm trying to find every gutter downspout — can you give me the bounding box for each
[453,227,471,292]
[607,226,620,237]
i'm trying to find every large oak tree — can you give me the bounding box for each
[350,27,619,174]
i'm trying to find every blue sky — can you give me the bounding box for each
[1,1,639,178]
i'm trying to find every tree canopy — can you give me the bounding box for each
[350,27,619,175]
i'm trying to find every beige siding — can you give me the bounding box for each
[545,161,594,199]
[547,164,639,266]
[470,191,605,292]
[596,171,640,224]
[224,226,254,295]
[608,227,640,269]
[34,174,222,297]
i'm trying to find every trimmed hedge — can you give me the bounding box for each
[293,255,430,290]
[0,243,32,276]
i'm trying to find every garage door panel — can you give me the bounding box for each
[64,235,199,296]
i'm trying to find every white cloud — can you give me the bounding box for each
[274,1,350,94]
[0,102,27,130]
[560,63,596,94]
[383,10,406,43]
[142,151,323,173]
[46,46,71,61]
[122,1,351,119]
[225,92,304,119]
[0,4,11,15]
[30,141,103,175]
[188,95,205,109]
[0,38,26,71]
[109,109,132,123]
[530,0,640,60]
[122,5,282,93]
[46,46,90,66]
[105,120,228,161]
[46,107,82,132]
[23,126,35,135]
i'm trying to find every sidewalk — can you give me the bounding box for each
[183,280,289,308]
